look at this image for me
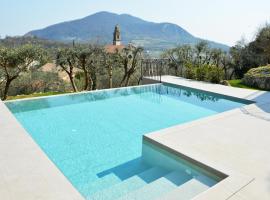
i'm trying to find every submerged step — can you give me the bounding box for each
[157,178,210,200]
[116,170,192,200]
[81,174,121,196]
[88,167,169,200]
[96,158,151,181]
[84,159,150,197]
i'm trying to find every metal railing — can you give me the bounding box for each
[140,58,171,83]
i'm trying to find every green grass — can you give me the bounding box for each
[228,79,261,90]
[6,91,72,100]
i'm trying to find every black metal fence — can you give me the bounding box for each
[140,58,171,83]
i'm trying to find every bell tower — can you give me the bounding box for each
[113,24,121,46]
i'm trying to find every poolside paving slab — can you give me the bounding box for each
[144,76,270,200]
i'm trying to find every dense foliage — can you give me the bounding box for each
[0,45,47,100]
[243,65,270,90]
[230,24,270,78]
[0,42,143,100]
[163,41,227,83]
[163,23,270,84]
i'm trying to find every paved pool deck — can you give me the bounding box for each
[144,76,270,200]
[1,75,270,200]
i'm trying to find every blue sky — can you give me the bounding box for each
[1,0,269,45]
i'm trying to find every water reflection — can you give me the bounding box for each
[5,83,249,113]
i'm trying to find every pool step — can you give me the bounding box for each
[88,167,169,200]
[156,177,211,200]
[83,160,150,196]
[81,174,121,196]
[195,174,217,187]
[96,159,151,181]
[116,170,192,200]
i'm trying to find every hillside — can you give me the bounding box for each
[26,11,229,53]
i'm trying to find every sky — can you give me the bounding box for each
[0,0,269,46]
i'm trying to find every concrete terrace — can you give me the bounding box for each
[144,75,270,200]
[0,75,269,199]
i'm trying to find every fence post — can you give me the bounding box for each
[140,60,143,84]
[159,61,162,83]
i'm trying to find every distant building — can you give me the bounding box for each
[113,24,121,45]
[105,25,125,53]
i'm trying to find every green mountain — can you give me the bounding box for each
[26,11,229,53]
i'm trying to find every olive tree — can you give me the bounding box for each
[74,45,104,90]
[252,24,270,63]
[56,48,78,92]
[0,45,47,100]
[194,41,209,65]
[84,47,103,90]
[116,45,143,87]
[101,50,120,88]
[229,24,270,78]
[162,45,193,76]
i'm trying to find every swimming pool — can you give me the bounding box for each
[5,84,250,199]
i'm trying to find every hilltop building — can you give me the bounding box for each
[113,24,121,45]
[105,25,125,53]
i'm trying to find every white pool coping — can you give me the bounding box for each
[1,76,270,199]
[143,76,270,200]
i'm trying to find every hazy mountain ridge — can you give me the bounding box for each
[26,11,229,52]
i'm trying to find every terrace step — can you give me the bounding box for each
[88,167,169,200]
[116,170,192,200]
[156,177,211,200]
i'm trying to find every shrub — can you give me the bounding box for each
[184,62,196,79]
[206,65,224,83]
[243,65,270,90]
[195,65,208,81]
[9,71,67,96]
[183,63,224,83]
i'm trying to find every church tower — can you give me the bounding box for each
[113,25,121,46]
[105,24,124,53]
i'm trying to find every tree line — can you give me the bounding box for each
[163,23,270,82]
[0,44,143,100]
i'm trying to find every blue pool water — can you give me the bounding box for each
[5,84,250,199]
